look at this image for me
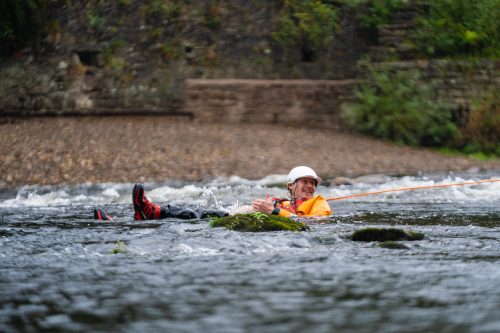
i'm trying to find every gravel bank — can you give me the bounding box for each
[1,116,499,189]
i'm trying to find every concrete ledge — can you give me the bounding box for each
[183,79,358,128]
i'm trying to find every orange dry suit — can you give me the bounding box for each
[272,196,332,217]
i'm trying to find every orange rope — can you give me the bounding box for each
[326,179,500,201]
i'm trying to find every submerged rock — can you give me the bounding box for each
[210,213,309,232]
[378,241,410,250]
[351,227,424,242]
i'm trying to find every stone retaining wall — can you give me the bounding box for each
[0,56,187,117]
[0,1,371,118]
[373,59,499,104]
[182,56,498,127]
[367,1,499,113]
[1,0,497,126]
[183,79,358,128]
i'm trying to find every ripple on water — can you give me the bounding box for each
[1,174,500,332]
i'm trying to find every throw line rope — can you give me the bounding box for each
[325,179,500,202]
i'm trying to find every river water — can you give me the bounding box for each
[1,171,499,333]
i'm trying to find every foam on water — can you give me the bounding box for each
[324,175,500,204]
[0,185,127,208]
[210,174,288,186]
[0,172,498,209]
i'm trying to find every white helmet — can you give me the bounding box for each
[287,166,321,185]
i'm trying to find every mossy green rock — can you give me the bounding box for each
[210,213,309,232]
[351,228,424,242]
[110,240,129,254]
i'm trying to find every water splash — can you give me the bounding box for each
[0,171,498,209]
[202,186,222,209]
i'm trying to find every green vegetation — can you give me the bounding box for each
[342,61,499,156]
[110,240,129,254]
[272,0,405,59]
[118,0,132,6]
[88,10,106,31]
[101,39,127,70]
[140,0,188,62]
[341,0,404,31]
[0,0,50,56]
[342,0,499,156]
[142,0,182,21]
[414,0,500,58]
[435,147,497,161]
[160,39,182,61]
[272,0,338,61]
[461,90,500,155]
[351,227,424,242]
[210,212,309,232]
[341,64,459,147]
[202,0,222,30]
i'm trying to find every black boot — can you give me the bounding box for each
[94,208,113,221]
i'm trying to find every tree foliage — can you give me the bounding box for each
[341,0,404,31]
[414,0,500,58]
[461,91,500,155]
[341,64,459,147]
[272,0,338,61]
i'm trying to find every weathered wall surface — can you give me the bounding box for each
[367,2,499,111]
[373,59,499,107]
[0,0,497,128]
[0,55,187,116]
[183,79,357,128]
[182,58,498,128]
[0,1,371,118]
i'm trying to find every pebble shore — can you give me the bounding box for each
[1,116,499,190]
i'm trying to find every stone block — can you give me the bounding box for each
[31,75,52,95]
[33,96,54,111]
[0,94,21,110]
[182,79,353,128]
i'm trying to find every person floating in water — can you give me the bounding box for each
[94,166,332,220]
[251,166,332,218]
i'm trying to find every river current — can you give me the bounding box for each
[1,170,499,333]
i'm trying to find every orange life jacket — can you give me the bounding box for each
[273,196,332,217]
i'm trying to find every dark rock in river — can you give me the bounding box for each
[351,227,424,242]
[377,241,410,250]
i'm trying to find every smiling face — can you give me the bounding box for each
[288,177,317,200]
